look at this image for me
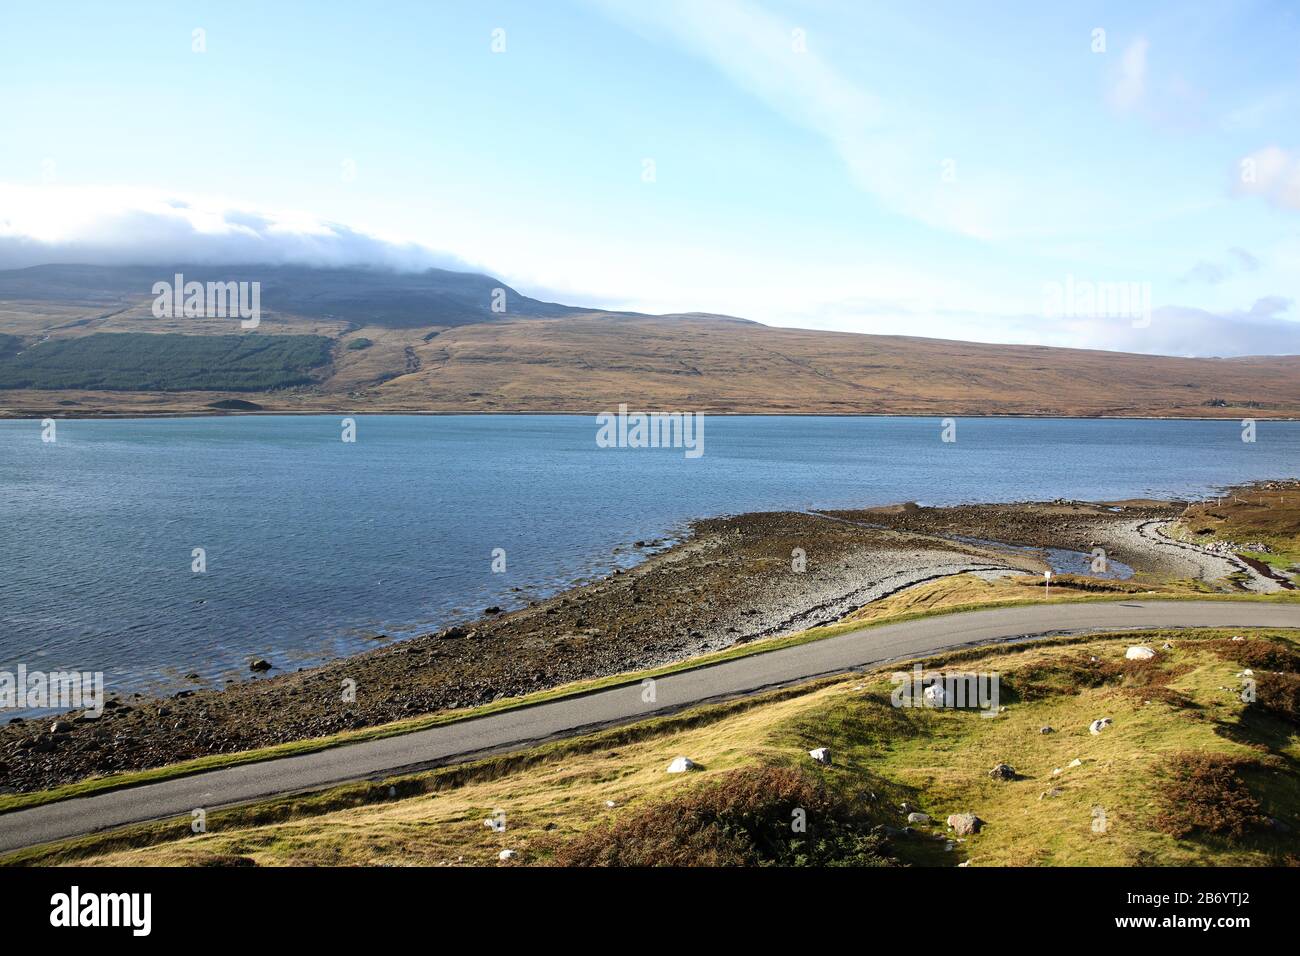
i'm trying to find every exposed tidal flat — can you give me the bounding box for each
[2,414,1298,690]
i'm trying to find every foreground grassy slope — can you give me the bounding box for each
[18,627,1297,867]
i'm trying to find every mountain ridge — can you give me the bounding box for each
[0,263,1297,418]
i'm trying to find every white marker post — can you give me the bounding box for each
[1044,569,1052,599]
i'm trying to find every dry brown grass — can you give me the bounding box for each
[548,765,892,867]
[1206,636,1300,673]
[1154,754,1270,840]
[1254,672,1300,724]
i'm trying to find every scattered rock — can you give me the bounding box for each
[497,849,517,862]
[1125,646,1156,660]
[666,756,696,774]
[988,763,1017,781]
[906,812,930,824]
[49,720,73,734]
[808,747,832,765]
[1089,718,1112,735]
[947,813,984,836]
[1068,758,1084,768]
[923,685,946,706]
[484,606,502,615]
[249,659,271,672]
[1039,788,1064,800]
[1039,725,1054,734]
[605,800,617,808]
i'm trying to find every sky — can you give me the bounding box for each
[2,0,1300,355]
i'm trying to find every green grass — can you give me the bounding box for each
[1243,549,1300,572]
[0,332,333,391]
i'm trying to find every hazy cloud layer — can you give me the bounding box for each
[798,295,1300,357]
[0,184,471,272]
[1073,297,1299,356]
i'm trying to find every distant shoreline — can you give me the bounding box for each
[4,408,1300,422]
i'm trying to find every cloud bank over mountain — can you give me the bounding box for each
[0,184,470,273]
[2,182,1297,357]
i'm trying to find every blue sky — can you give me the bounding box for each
[2,0,1300,355]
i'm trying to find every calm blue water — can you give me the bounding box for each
[1,415,1296,701]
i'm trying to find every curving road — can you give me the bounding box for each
[3,600,1298,854]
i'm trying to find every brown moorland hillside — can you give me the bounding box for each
[1,281,1298,418]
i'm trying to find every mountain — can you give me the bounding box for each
[0,263,588,327]
[0,263,1297,418]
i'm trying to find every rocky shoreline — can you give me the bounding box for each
[0,496,1272,795]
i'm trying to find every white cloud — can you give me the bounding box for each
[588,0,1017,239]
[0,183,471,272]
[1235,146,1300,211]
[1110,37,1149,112]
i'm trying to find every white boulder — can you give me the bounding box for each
[946,813,984,836]
[808,747,832,765]
[1125,646,1156,660]
[666,756,696,774]
[497,849,517,862]
[1089,718,1112,735]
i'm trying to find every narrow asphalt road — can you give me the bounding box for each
[3,600,1297,854]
